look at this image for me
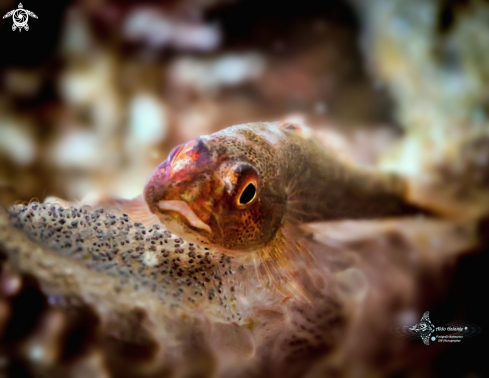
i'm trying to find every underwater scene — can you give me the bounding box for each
[0,0,488,377]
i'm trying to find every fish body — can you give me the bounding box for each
[138,121,431,299]
[144,121,424,255]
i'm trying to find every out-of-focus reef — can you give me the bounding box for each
[0,0,391,207]
[355,0,489,219]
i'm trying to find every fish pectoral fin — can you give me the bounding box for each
[300,220,389,246]
[301,218,477,261]
[301,218,477,316]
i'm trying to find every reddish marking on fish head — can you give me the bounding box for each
[167,140,202,177]
[144,128,287,252]
[144,138,218,213]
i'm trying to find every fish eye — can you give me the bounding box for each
[238,182,256,206]
[221,162,259,205]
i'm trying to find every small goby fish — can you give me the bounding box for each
[142,122,424,252]
[113,121,427,298]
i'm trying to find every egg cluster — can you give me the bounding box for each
[8,202,249,324]
[2,202,349,374]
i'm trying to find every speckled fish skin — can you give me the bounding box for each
[144,121,424,253]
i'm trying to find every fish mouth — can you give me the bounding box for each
[158,200,212,234]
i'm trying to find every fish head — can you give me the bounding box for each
[144,130,287,252]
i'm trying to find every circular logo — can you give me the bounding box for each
[12,9,29,28]
[431,336,436,341]
[2,3,38,32]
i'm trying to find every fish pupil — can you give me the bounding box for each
[239,183,256,205]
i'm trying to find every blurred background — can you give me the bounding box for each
[0,0,399,206]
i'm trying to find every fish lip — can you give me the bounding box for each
[158,200,212,234]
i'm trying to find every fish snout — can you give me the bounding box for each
[144,160,174,214]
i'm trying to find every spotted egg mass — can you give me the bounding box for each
[4,201,349,372]
[8,202,255,324]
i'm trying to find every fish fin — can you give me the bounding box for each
[82,194,161,228]
[302,218,477,261]
[278,120,314,140]
[254,222,329,303]
[279,120,358,168]
[299,217,477,310]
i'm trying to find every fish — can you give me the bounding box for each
[81,121,431,298]
[143,122,425,248]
